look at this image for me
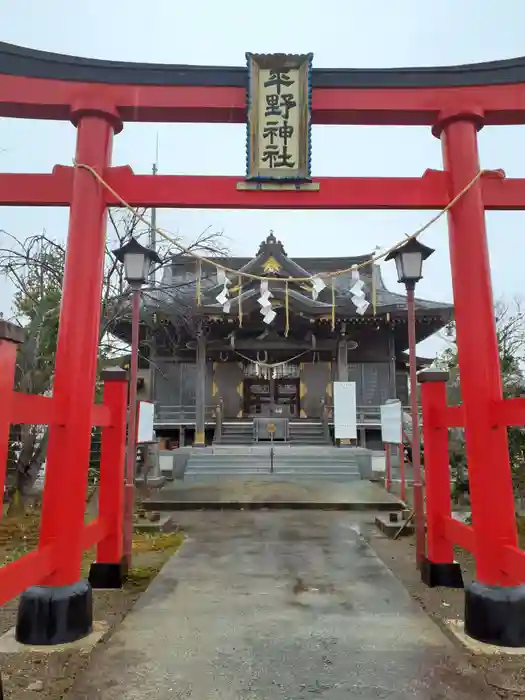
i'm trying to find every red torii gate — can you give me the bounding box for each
[1,42,525,647]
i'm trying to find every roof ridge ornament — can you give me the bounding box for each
[256,230,288,257]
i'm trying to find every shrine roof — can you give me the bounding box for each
[161,233,453,320]
[175,254,371,274]
[2,42,525,89]
[170,232,373,280]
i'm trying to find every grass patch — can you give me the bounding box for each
[123,531,184,590]
[0,516,184,579]
[132,531,184,554]
[517,515,525,547]
[123,533,184,591]
[0,511,41,565]
[125,566,160,588]
[2,545,34,564]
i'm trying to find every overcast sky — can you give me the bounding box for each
[1,0,525,356]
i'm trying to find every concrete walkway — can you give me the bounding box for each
[145,478,404,510]
[70,512,494,699]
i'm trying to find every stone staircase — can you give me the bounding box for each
[219,421,254,445]
[288,421,329,445]
[184,445,361,481]
[218,419,330,446]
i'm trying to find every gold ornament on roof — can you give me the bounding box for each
[262,256,281,274]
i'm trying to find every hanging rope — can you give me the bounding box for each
[238,283,243,327]
[234,349,310,368]
[75,162,487,284]
[372,264,377,316]
[331,279,336,332]
[284,281,290,337]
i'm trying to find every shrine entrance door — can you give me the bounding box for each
[243,378,300,418]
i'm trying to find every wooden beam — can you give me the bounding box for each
[1,167,525,211]
[2,73,525,126]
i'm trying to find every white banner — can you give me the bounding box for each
[137,401,155,443]
[333,381,357,440]
[380,400,403,444]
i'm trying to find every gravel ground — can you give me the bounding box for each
[0,586,145,699]
[364,525,525,699]
[0,508,182,700]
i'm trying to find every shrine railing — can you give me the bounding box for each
[0,323,128,607]
[154,404,217,424]
[154,403,415,426]
[324,404,416,426]
[420,370,525,586]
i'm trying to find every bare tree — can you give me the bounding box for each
[435,297,525,502]
[0,213,227,509]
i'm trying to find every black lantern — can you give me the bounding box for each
[385,237,435,288]
[112,237,161,286]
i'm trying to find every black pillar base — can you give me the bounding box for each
[420,557,464,589]
[465,581,525,647]
[15,580,93,645]
[88,557,128,589]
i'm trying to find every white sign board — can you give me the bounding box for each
[34,462,46,492]
[137,401,155,443]
[333,381,357,440]
[380,400,403,444]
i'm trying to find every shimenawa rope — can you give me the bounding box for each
[74,162,486,284]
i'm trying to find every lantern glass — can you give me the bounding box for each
[123,252,148,284]
[397,250,423,283]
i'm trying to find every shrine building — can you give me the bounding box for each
[116,233,451,448]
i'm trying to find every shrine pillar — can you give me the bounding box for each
[20,101,123,645]
[336,338,349,382]
[433,110,525,645]
[195,327,207,446]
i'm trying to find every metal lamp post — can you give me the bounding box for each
[385,237,435,569]
[112,237,161,569]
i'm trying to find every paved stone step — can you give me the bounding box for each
[187,455,360,463]
[222,427,253,435]
[186,457,266,464]
[186,441,365,479]
[220,434,253,437]
[187,465,360,473]
[186,466,360,476]
[187,463,360,471]
[289,440,330,444]
[222,427,253,431]
[220,435,254,443]
[185,469,273,476]
[289,429,326,433]
[289,427,325,430]
[192,446,357,454]
[289,429,325,434]
[185,475,361,481]
[219,421,331,447]
[185,477,361,482]
[221,430,252,432]
[185,465,360,472]
[221,433,253,445]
